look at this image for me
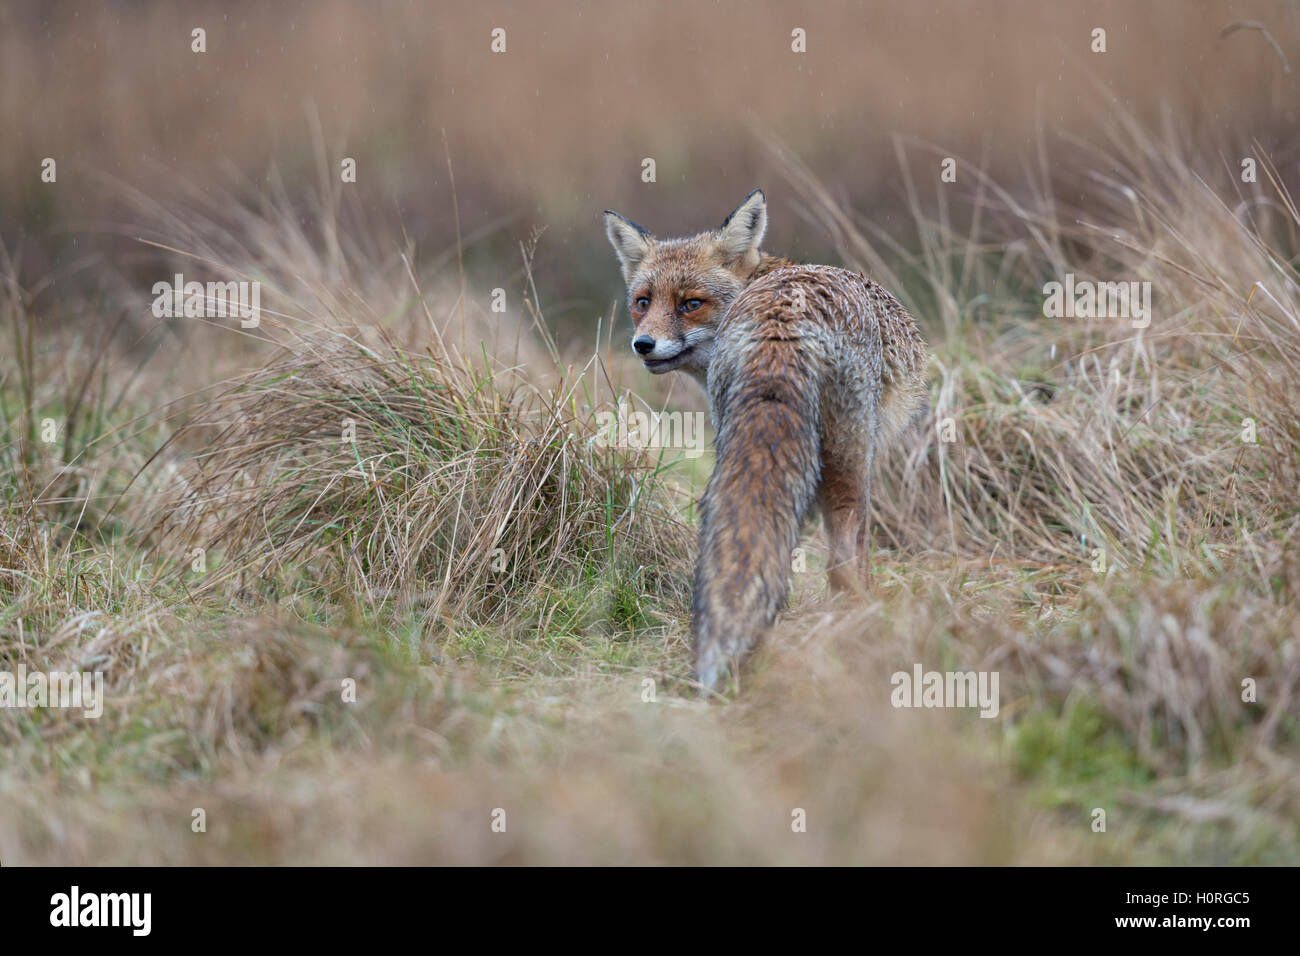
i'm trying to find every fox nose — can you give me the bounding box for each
[632,335,655,356]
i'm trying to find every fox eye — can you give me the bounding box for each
[682,298,703,313]
[634,296,650,311]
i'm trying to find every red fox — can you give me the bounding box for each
[605,189,929,691]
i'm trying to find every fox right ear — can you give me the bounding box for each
[604,210,653,283]
[717,189,767,272]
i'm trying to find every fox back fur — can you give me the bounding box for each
[604,189,928,691]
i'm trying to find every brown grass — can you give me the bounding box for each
[1,2,1299,865]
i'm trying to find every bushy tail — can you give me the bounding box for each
[692,371,822,691]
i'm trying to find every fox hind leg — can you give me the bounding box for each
[821,463,865,595]
[822,435,876,594]
[857,454,874,589]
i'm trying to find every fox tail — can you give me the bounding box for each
[691,365,822,691]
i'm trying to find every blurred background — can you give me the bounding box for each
[4,0,1298,340]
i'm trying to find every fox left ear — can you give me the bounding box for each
[717,189,767,271]
[604,210,654,283]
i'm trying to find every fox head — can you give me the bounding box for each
[604,189,769,383]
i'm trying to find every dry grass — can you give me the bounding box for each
[2,4,1299,862]
[145,323,696,624]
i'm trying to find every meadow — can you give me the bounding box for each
[1,0,1298,864]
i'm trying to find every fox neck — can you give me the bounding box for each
[719,251,793,316]
[680,252,792,393]
[750,251,794,280]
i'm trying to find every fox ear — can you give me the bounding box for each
[717,189,767,271]
[604,210,653,282]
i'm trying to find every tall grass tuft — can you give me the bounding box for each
[140,312,694,633]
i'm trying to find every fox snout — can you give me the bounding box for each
[631,330,713,377]
[631,333,685,361]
